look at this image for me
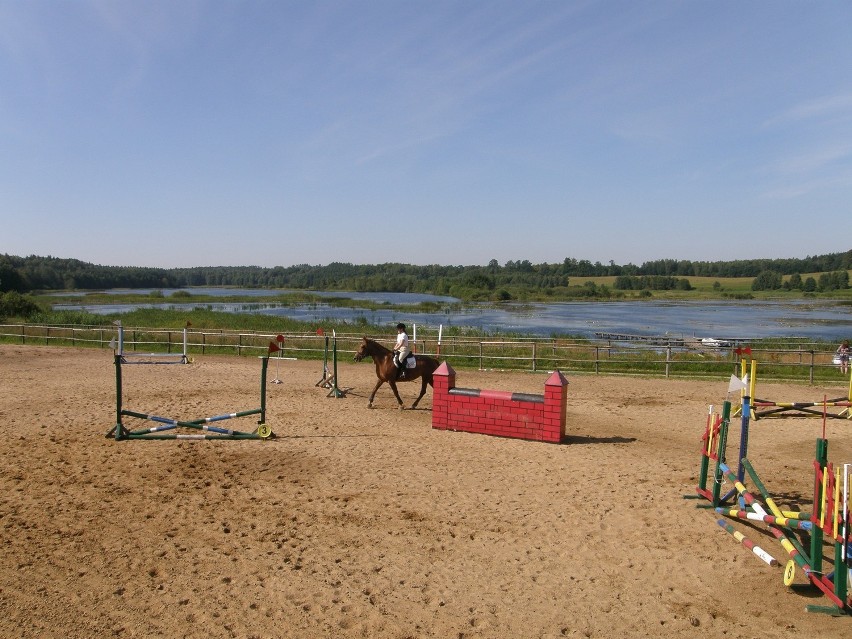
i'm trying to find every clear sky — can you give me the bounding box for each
[2,1,851,269]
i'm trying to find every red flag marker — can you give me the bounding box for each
[268,341,281,354]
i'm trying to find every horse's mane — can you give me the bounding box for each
[363,337,390,352]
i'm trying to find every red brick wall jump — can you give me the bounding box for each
[431,362,568,443]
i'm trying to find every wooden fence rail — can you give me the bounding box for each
[0,323,845,383]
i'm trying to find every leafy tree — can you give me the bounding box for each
[785,273,803,290]
[832,270,848,290]
[751,270,782,291]
[613,275,690,291]
[614,275,634,290]
[0,256,27,292]
[816,271,848,291]
[1,250,850,301]
[463,270,494,290]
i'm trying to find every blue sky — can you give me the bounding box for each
[2,1,851,269]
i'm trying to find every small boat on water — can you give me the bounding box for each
[701,337,731,348]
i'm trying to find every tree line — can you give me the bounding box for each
[751,269,849,292]
[1,250,851,297]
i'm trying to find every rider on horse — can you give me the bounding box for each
[392,323,411,379]
[353,335,439,409]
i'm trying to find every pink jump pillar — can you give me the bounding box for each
[431,362,568,443]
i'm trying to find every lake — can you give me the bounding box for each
[51,288,852,342]
[49,287,459,304]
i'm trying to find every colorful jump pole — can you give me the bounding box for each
[811,438,829,585]
[696,406,715,501]
[114,322,189,364]
[315,332,332,388]
[722,452,849,613]
[114,353,124,438]
[695,369,852,614]
[260,347,269,424]
[326,330,347,398]
[315,329,347,397]
[844,374,852,418]
[737,393,751,484]
[715,519,779,566]
[715,508,813,531]
[107,346,275,441]
[742,356,852,420]
[183,321,190,358]
[271,334,285,384]
[711,401,732,507]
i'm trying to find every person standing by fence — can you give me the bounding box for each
[836,339,850,374]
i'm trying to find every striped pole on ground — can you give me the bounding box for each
[715,508,812,531]
[716,519,778,566]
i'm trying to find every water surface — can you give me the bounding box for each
[52,290,852,342]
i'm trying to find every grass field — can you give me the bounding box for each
[574,271,852,300]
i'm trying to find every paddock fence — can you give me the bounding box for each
[0,323,846,383]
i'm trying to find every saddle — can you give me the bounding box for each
[395,353,415,379]
[400,353,415,368]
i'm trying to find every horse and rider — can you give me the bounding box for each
[353,323,440,409]
[392,323,411,379]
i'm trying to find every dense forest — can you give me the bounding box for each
[1,251,851,297]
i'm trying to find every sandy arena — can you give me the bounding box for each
[1,344,851,638]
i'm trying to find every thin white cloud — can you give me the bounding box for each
[766,93,852,126]
[762,167,852,199]
[773,140,852,175]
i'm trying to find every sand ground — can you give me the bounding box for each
[1,344,851,638]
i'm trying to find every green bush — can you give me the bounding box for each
[0,291,42,320]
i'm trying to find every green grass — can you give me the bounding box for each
[563,272,852,301]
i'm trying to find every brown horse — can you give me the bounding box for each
[353,337,440,409]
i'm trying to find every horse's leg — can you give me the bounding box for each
[368,379,384,408]
[388,380,405,409]
[411,376,428,409]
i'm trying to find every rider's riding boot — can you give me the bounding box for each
[397,364,405,380]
